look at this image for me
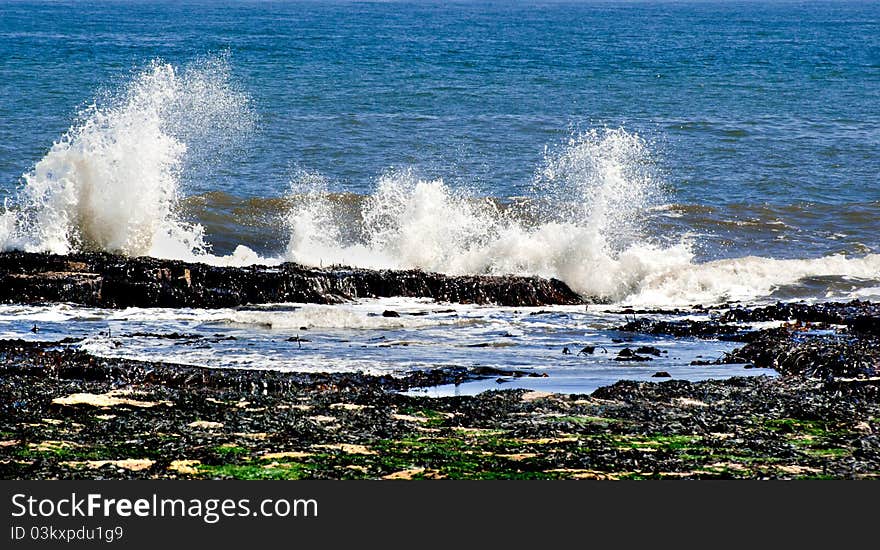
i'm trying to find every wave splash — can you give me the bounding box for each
[285,129,696,301]
[0,56,253,260]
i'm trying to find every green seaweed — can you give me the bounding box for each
[197,462,313,480]
[213,444,250,457]
[763,418,835,437]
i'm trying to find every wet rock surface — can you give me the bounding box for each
[719,326,880,380]
[719,300,880,328]
[1,252,879,480]
[0,251,584,308]
[619,318,747,340]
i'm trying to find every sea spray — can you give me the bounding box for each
[625,252,880,306]
[285,170,348,265]
[0,56,253,258]
[5,75,879,307]
[284,128,695,300]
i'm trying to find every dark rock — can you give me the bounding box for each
[635,346,662,356]
[578,346,595,355]
[719,300,880,327]
[720,326,880,380]
[615,355,652,362]
[620,318,745,339]
[0,251,585,308]
[615,348,652,362]
[652,371,671,378]
[469,366,539,379]
[382,310,401,318]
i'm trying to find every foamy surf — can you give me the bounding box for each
[281,131,880,306]
[0,55,255,262]
[0,299,753,388]
[622,253,880,307]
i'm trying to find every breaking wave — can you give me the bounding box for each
[0,55,254,261]
[284,129,698,300]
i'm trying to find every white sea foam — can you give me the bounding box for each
[623,253,880,306]
[227,306,455,330]
[0,56,254,261]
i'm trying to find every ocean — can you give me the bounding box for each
[0,0,877,393]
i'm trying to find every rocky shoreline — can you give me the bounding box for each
[0,252,878,479]
[2,298,879,479]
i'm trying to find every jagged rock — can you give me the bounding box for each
[614,348,652,362]
[720,300,880,327]
[0,252,584,308]
[619,318,744,339]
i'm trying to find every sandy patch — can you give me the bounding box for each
[497,453,537,461]
[515,435,578,445]
[314,444,376,455]
[30,440,82,452]
[391,414,426,422]
[261,451,313,460]
[522,391,555,402]
[776,464,821,475]
[52,392,170,409]
[382,468,444,480]
[168,460,202,475]
[331,403,373,411]
[63,459,155,471]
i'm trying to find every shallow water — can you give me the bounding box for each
[0,298,767,394]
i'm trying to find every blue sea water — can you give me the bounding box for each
[2,2,878,258]
[0,1,877,391]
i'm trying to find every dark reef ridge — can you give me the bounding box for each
[0,251,584,308]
